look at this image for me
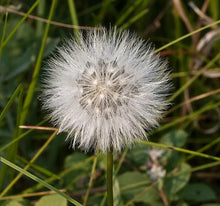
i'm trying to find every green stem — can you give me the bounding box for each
[0,130,57,197]
[1,0,40,49]
[67,0,79,38]
[20,0,57,125]
[0,157,82,206]
[168,52,220,102]
[0,84,23,190]
[36,0,45,37]
[0,11,8,61]
[154,18,220,53]
[139,140,220,161]
[83,155,98,206]
[107,148,113,206]
[100,148,126,205]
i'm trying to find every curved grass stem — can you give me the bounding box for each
[83,154,98,206]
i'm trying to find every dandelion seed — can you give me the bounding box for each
[41,27,171,153]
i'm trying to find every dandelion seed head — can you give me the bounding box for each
[41,27,171,153]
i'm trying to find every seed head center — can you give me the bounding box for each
[77,60,135,116]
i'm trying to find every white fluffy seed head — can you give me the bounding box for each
[41,27,171,153]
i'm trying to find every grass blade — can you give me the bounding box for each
[0,156,83,206]
[0,0,40,49]
[0,84,23,124]
[20,0,57,124]
[67,0,79,38]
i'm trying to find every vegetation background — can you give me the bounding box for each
[0,0,220,205]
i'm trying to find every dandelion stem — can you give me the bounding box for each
[107,148,113,206]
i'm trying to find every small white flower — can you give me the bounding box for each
[147,164,166,181]
[148,149,164,162]
[41,27,171,153]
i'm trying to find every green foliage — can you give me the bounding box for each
[35,194,67,206]
[2,198,31,206]
[163,163,191,196]
[177,183,216,203]
[62,152,91,191]
[160,130,188,170]
[160,129,188,148]
[0,0,220,205]
[118,172,157,204]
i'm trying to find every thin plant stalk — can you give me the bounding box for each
[0,84,23,189]
[23,156,95,194]
[100,149,127,205]
[154,18,220,53]
[186,136,220,161]
[168,52,220,102]
[20,0,57,124]
[83,154,98,206]
[0,157,82,206]
[107,148,113,206]
[0,118,49,153]
[139,140,220,161]
[36,0,45,37]
[67,0,79,38]
[0,84,23,124]
[0,130,58,197]
[154,101,220,134]
[0,11,8,61]
[0,0,40,49]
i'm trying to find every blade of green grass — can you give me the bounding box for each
[186,136,220,161]
[0,84,23,124]
[36,0,46,37]
[154,19,220,53]
[0,0,40,49]
[83,154,98,206]
[98,0,112,22]
[0,156,83,206]
[67,0,79,38]
[17,155,60,180]
[155,101,220,133]
[191,161,220,172]
[22,155,95,194]
[0,130,58,197]
[166,88,220,115]
[209,0,219,20]
[20,0,57,125]
[116,0,142,26]
[124,181,158,206]
[78,3,101,17]
[138,141,220,161]
[120,9,148,30]
[173,8,185,103]
[0,118,49,153]
[0,84,24,189]
[6,84,24,182]
[0,11,8,61]
[169,52,220,102]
